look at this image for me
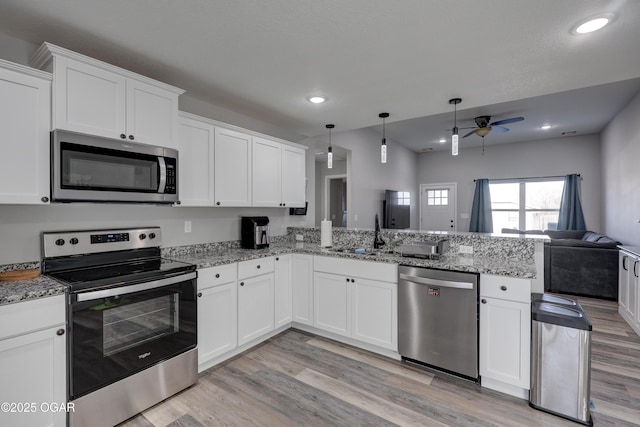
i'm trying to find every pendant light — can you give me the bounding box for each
[379,112,389,163]
[326,124,334,169]
[449,98,462,156]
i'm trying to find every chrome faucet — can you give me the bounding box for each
[373,214,386,249]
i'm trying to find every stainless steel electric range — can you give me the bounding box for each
[42,227,197,427]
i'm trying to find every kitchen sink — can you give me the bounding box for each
[327,247,397,257]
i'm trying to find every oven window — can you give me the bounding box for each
[61,142,158,192]
[102,293,179,356]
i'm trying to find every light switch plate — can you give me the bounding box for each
[184,221,192,233]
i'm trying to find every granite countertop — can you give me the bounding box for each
[0,275,67,307]
[0,239,536,307]
[169,242,537,279]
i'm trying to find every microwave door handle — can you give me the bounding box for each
[158,157,167,193]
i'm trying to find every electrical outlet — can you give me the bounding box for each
[295,234,304,241]
[354,214,358,222]
[460,213,470,219]
[184,221,192,233]
[459,245,473,254]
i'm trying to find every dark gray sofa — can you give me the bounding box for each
[543,230,620,300]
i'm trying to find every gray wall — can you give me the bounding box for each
[417,135,603,232]
[304,128,419,230]
[602,90,640,246]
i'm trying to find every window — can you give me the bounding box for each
[427,189,449,206]
[489,179,564,231]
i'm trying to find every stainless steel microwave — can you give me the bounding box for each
[51,130,178,204]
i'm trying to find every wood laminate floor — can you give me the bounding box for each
[121,297,640,426]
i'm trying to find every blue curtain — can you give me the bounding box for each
[469,179,493,233]
[557,174,586,230]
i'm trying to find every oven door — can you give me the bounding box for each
[69,272,196,400]
[51,129,178,203]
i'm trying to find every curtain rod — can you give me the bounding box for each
[473,174,580,182]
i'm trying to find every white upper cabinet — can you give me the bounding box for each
[0,60,51,204]
[252,137,282,207]
[214,126,252,207]
[30,42,183,147]
[253,138,306,208]
[281,144,306,208]
[176,114,215,206]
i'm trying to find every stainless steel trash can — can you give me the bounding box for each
[530,300,593,426]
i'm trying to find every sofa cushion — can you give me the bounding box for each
[582,231,604,242]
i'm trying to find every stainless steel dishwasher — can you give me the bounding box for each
[398,265,479,380]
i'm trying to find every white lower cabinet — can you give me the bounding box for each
[479,274,531,398]
[312,256,398,352]
[274,255,292,328]
[352,277,397,350]
[314,272,351,337]
[292,254,314,326]
[197,264,237,370]
[237,258,275,346]
[619,249,640,336]
[0,295,66,427]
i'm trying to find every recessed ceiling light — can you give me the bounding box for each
[438,138,446,143]
[572,14,615,34]
[308,96,327,104]
[540,124,552,130]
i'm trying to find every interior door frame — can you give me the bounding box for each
[324,174,347,225]
[419,182,458,231]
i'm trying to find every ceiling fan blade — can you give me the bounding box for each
[491,116,524,126]
[491,126,509,133]
[462,129,477,138]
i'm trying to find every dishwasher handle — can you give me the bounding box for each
[399,273,475,290]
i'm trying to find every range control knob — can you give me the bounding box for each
[148,232,156,239]
[55,239,65,246]
[69,238,79,245]
[139,233,147,240]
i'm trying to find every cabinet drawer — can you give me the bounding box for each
[480,274,531,303]
[313,256,397,283]
[0,295,66,340]
[238,257,275,280]
[198,263,237,289]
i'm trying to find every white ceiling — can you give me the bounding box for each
[1,0,639,151]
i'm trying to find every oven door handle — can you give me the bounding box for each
[76,271,196,302]
[399,273,474,290]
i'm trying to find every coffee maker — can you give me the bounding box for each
[241,216,270,249]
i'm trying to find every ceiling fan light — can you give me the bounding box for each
[541,124,552,130]
[476,127,491,137]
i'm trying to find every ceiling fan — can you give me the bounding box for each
[462,115,524,138]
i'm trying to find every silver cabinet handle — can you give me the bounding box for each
[500,285,507,291]
[634,261,639,278]
[197,292,203,298]
[623,255,628,271]
[399,273,474,290]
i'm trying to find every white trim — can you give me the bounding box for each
[324,174,347,224]
[30,42,184,95]
[419,182,458,232]
[0,59,52,80]
[179,110,307,150]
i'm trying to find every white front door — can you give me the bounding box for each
[420,183,457,231]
